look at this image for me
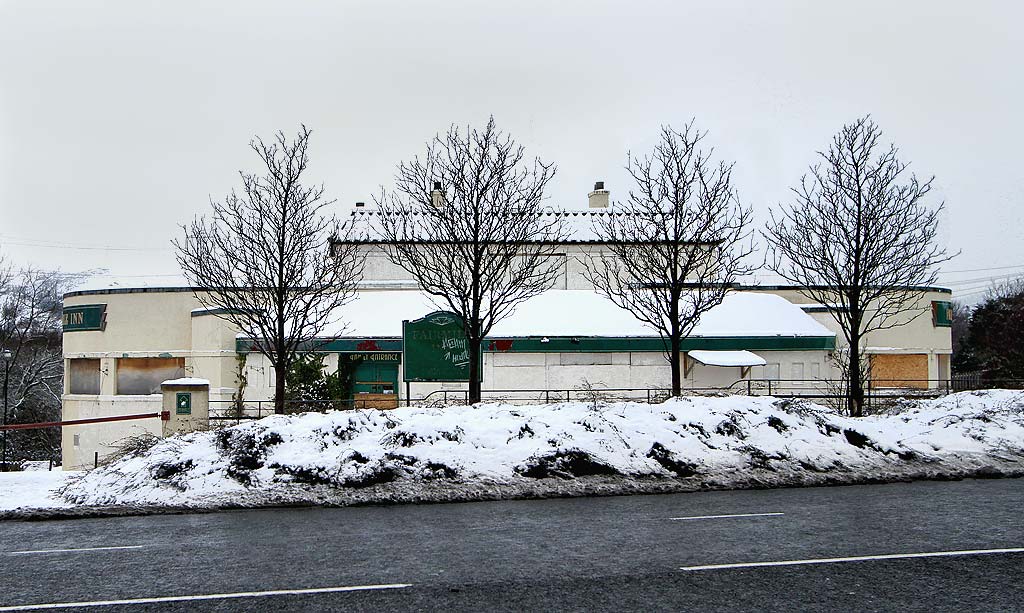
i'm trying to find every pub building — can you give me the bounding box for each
[60,184,952,468]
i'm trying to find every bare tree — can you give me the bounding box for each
[582,123,756,397]
[175,126,364,414]
[374,117,564,403]
[764,116,954,417]
[1,267,75,467]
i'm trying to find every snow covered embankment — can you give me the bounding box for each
[58,391,1024,510]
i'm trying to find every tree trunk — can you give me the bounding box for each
[848,336,864,417]
[467,338,481,405]
[274,361,287,415]
[669,293,682,397]
[670,334,682,397]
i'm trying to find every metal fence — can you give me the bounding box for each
[210,376,1024,421]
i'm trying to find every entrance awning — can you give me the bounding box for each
[687,350,766,367]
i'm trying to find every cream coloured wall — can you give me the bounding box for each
[747,287,952,383]
[63,290,241,397]
[751,288,952,353]
[406,348,833,401]
[355,243,618,291]
[61,395,163,470]
[63,291,200,355]
[190,312,242,400]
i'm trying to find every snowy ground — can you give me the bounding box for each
[3,391,1023,518]
[0,469,77,513]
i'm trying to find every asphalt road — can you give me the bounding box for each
[1,478,1022,612]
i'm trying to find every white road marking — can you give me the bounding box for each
[6,545,147,556]
[0,583,413,611]
[680,547,1024,571]
[669,512,785,521]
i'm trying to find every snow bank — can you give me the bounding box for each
[44,390,1024,513]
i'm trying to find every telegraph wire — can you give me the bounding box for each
[0,234,172,252]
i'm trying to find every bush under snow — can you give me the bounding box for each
[56,390,1024,511]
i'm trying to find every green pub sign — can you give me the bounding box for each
[932,300,953,327]
[175,392,192,415]
[402,311,480,382]
[62,304,107,332]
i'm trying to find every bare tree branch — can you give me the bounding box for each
[372,117,564,403]
[1,267,80,465]
[764,115,955,416]
[582,122,757,396]
[173,126,365,414]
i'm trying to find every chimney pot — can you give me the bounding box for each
[430,183,444,208]
[588,181,609,209]
[355,201,365,208]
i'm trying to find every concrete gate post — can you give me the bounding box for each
[161,378,210,436]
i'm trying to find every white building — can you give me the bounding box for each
[60,184,952,468]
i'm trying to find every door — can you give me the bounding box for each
[352,361,399,395]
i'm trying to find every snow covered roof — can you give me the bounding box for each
[688,350,767,367]
[340,209,700,245]
[329,290,835,339]
[66,274,193,296]
[161,377,210,386]
[689,293,834,338]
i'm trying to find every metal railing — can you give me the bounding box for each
[209,376,1024,421]
[209,398,387,423]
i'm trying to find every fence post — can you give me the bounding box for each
[747,380,752,396]
[94,451,98,469]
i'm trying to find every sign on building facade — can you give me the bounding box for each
[402,311,480,382]
[62,304,107,332]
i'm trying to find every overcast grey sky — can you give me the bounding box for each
[1,0,1021,301]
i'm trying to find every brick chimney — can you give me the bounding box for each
[588,181,609,208]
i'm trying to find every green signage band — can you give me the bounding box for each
[62,304,107,332]
[342,352,401,362]
[402,311,481,382]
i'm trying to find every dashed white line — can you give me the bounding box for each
[0,583,413,611]
[669,512,785,521]
[680,547,1024,571]
[6,545,147,556]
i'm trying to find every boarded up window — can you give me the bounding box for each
[870,354,928,389]
[68,358,101,394]
[765,363,780,380]
[116,357,185,395]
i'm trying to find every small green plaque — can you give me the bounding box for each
[175,392,192,415]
